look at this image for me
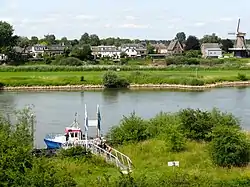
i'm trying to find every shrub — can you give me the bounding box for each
[237,73,248,81]
[80,76,84,82]
[56,57,83,66]
[102,71,130,88]
[58,146,92,159]
[178,108,240,142]
[166,125,186,152]
[107,112,149,145]
[178,108,214,141]
[147,112,181,138]
[120,58,129,65]
[0,108,77,186]
[209,125,250,167]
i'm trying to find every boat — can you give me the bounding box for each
[44,113,84,149]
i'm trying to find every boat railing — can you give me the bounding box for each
[45,133,64,139]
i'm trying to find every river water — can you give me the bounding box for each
[0,87,250,148]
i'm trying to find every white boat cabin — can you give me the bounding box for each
[64,127,83,143]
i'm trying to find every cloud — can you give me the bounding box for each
[104,24,112,28]
[168,18,182,23]
[219,17,234,22]
[125,16,136,20]
[4,0,19,10]
[194,22,206,27]
[74,14,96,20]
[119,23,149,29]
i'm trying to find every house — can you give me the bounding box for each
[152,43,168,54]
[30,44,48,58]
[201,43,222,58]
[45,44,66,56]
[167,40,184,55]
[120,44,147,57]
[0,54,7,61]
[91,46,121,59]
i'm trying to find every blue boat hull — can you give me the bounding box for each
[44,139,62,149]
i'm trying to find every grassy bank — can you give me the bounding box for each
[3,107,250,186]
[0,70,249,87]
[64,108,250,186]
[60,140,250,186]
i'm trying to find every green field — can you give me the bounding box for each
[0,70,249,87]
[59,139,250,186]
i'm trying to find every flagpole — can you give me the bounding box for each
[97,105,101,138]
[85,104,88,148]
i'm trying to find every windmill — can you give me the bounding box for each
[228,19,249,57]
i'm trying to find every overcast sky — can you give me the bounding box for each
[0,0,248,40]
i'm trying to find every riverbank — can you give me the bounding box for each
[2,81,250,91]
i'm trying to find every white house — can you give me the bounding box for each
[201,43,222,58]
[30,44,48,58]
[152,43,168,54]
[0,54,7,61]
[91,45,120,59]
[120,44,147,57]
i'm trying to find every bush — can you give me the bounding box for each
[147,112,181,138]
[178,108,214,141]
[237,73,248,81]
[0,108,77,186]
[55,57,83,66]
[80,76,84,81]
[58,146,92,159]
[178,108,240,142]
[103,71,130,88]
[107,112,149,145]
[166,125,186,152]
[209,125,250,167]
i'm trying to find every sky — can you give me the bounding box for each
[0,0,249,40]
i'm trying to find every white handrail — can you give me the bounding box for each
[61,140,133,172]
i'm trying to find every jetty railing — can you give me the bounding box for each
[87,142,133,173]
[61,140,133,173]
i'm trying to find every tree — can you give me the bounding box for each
[221,39,234,53]
[30,36,38,45]
[0,108,77,186]
[70,39,79,46]
[79,33,90,44]
[147,44,155,54]
[61,37,69,45]
[0,21,16,53]
[175,32,186,43]
[70,45,93,61]
[201,33,221,44]
[17,36,30,48]
[185,35,200,51]
[44,34,56,45]
[89,34,100,46]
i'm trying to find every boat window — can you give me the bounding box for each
[75,132,78,137]
[70,133,74,138]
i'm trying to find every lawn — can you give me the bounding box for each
[0,70,249,86]
[59,139,250,186]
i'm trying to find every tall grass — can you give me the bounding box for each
[1,63,250,72]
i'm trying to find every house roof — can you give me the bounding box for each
[92,46,120,52]
[46,45,65,51]
[121,43,146,49]
[201,43,221,49]
[167,40,183,51]
[152,43,167,49]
